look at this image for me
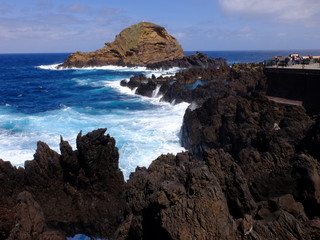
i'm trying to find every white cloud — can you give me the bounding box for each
[219,0,320,22]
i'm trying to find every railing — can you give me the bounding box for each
[264,58,320,69]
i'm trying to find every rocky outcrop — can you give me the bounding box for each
[59,22,185,68]
[181,93,313,161]
[8,191,65,240]
[298,117,320,160]
[1,106,320,239]
[112,92,320,239]
[0,129,126,239]
[177,92,320,239]
[145,51,228,69]
[115,152,237,240]
[114,140,320,239]
[121,62,266,105]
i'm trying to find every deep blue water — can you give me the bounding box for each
[0,53,154,114]
[186,50,320,64]
[1,50,319,180]
[0,53,186,178]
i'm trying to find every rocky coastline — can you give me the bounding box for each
[2,55,320,239]
[116,56,320,239]
[120,56,266,105]
[1,22,320,239]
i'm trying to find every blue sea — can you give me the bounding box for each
[1,49,320,181]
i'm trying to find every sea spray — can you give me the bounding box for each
[151,85,161,98]
[1,56,188,180]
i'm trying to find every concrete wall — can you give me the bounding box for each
[264,68,320,114]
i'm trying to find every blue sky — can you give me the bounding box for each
[0,0,319,53]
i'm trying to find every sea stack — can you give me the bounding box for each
[59,22,185,68]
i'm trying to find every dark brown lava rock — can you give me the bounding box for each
[0,129,126,239]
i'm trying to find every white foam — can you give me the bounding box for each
[144,67,181,78]
[188,101,199,111]
[76,65,149,72]
[4,65,188,179]
[37,63,181,75]
[152,85,161,98]
[105,79,137,96]
[1,95,189,180]
[37,63,62,70]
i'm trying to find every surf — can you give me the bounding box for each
[0,56,188,180]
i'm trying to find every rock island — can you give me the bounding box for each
[59,22,185,68]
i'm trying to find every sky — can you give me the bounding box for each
[0,0,319,53]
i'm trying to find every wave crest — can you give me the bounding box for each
[37,63,181,74]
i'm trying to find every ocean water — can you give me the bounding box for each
[185,49,320,65]
[1,50,320,181]
[0,53,185,179]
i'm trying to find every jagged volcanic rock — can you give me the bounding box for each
[113,92,320,239]
[121,62,266,106]
[181,93,313,161]
[177,93,320,239]
[0,129,126,239]
[298,117,320,160]
[145,51,228,69]
[115,139,320,239]
[59,22,185,68]
[8,191,65,240]
[1,111,320,239]
[115,152,237,240]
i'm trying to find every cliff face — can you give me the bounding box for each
[59,22,185,68]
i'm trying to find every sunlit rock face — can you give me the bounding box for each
[59,22,185,68]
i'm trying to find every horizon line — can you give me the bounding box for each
[1,49,320,55]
